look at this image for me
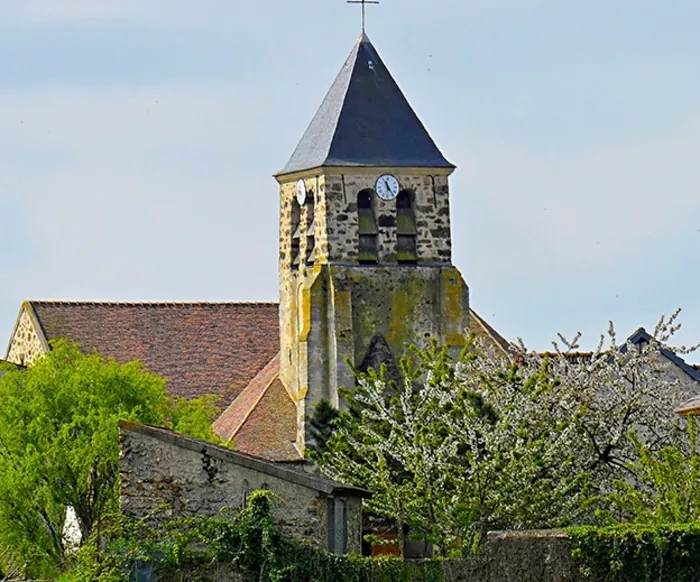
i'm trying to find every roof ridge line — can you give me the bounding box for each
[27,300,278,308]
[325,36,363,158]
[120,421,368,496]
[277,39,360,178]
[227,356,281,442]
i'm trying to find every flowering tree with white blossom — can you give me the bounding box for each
[312,311,699,555]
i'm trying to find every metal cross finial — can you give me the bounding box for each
[347,0,379,33]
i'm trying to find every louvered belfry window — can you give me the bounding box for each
[396,190,417,263]
[291,198,301,270]
[357,189,378,263]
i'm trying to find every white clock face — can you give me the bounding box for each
[375,174,400,201]
[296,179,307,205]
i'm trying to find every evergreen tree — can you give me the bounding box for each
[307,398,340,457]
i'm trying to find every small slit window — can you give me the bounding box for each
[291,199,301,270]
[305,195,316,265]
[241,480,250,508]
[396,190,417,263]
[357,190,378,264]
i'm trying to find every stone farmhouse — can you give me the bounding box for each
[4,32,700,552]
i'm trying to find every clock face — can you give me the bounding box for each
[375,174,400,201]
[296,179,307,205]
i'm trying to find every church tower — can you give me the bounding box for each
[275,33,469,451]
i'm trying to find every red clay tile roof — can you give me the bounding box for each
[213,353,280,440]
[212,353,301,462]
[228,376,300,462]
[28,301,279,409]
[675,394,700,415]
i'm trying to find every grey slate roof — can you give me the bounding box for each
[625,327,700,383]
[277,33,454,176]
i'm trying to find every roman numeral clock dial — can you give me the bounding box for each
[375,174,400,200]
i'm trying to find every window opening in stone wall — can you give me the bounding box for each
[396,190,417,263]
[241,480,250,508]
[291,198,301,270]
[357,189,378,264]
[326,497,348,554]
[305,194,316,265]
[326,498,335,551]
[334,498,348,554]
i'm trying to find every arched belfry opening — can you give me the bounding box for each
[396,190,417,263]
[291,198,301,270]
[357,189,378,264]
[358,334,402,387]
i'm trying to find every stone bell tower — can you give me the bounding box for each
[275,33,469,452]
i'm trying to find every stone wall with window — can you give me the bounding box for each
[118,421,366,554]
[320,171,452,264]
[276,168,465,453]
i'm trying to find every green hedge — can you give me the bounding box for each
[251,548,443,582]
[568,523,700,582]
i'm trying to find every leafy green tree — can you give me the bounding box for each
[603,415,700,524]
[0,340,220,578]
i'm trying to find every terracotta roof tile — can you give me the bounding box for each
[28,301,279,409]
[229,377,301,462]
[213,353,280,440]
[675,394,700,415]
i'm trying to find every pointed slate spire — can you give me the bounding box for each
[277,33,454,176]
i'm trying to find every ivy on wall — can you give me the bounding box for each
[60,491,444,582]
[60,490,700,581]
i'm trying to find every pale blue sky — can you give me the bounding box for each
[1,0,700,352]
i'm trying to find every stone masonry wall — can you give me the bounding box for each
[277,168,458,451]
[327,264,469,392]
[322,171,452,264]
[279,176,330,271]
[278,169,452,271]
[441,530,585,582]
[6,306,46,366]
[288,264,469,449]
[119,423,363,553]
